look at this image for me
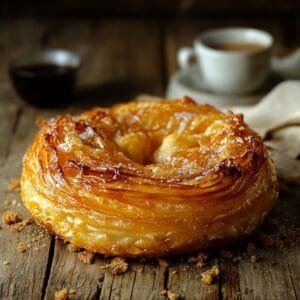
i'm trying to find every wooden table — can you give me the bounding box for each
[0,19,299,300]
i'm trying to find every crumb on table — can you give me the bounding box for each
[250,255,257,263]
[16,241,26,253]
[105,257,128,275]
[10,218,31,233]
[54,288,69,300]
[158,258,169,268]
[77,250,95,264]
[8,177,20,192]
[201,265,220,285]
[159,289,181,299]
[167,290,181,300]
[188,252,208,268]
[67,243,80,253]
[2,210,21,225]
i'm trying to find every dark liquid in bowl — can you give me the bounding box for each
[10,63,77,107]
[207,42,266,52]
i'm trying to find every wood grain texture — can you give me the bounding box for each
[99,262,165,300]
[220,259,241,300]
[167,261,219,300]
[221,190,300,300]
[0,107,52,300]
[238,249,297,299]
[44,239,105,300]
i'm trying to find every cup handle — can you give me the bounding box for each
[177,47,197,70]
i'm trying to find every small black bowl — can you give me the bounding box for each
[9,49,80,107]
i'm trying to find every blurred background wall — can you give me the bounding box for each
[0,0,299,20]
[0,0,299,100]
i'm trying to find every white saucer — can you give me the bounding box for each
[166,50,300,108]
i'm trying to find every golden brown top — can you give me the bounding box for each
[39,97,266,188]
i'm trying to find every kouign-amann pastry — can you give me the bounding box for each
[21,97,278,257]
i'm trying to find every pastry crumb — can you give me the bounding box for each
[158,258,169,268]
[159,290,181,299]
[167,290,181,300]
[2,210,21,225]
[54,288,69,300]
[77,250,95,264]
[67,243,80,253]
[8,178,20,192]
[106,257,128,275]
[188,252,208,268]
[16,241,26,253]
[3,260,10,265]
[10,218,31,233]
[201,266,220,285]
[250,255,257,263]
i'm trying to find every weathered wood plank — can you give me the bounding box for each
[99,261,165,300]
[44,239,105,300]
[225,189,300,300]
[284,192,300,299]
[220,259,241,300]
[167,260,219,300]
[238,248,297,299]
[130,263,166,299]
[99,263,139,300]
[0,107,52,300]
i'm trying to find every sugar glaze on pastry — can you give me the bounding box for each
[21,97,278,257]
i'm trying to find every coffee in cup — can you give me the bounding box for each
[178,28,273,94]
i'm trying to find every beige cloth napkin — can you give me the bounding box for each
[232,80,300,184]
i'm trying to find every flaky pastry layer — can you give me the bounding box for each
[21,97,278,257]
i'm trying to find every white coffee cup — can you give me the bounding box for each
[178,27,273,94]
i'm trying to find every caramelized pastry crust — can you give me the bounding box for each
[21,98,278,257]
